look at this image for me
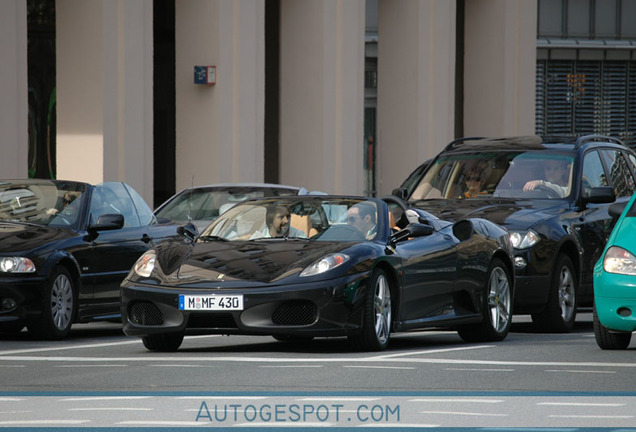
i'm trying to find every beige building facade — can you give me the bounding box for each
[1,0,537,205]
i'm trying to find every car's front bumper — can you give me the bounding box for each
[594,271,636,332]
[0,276,47,327]
[121,274,368,338]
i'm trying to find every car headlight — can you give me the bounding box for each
[300,253,349,277]
[0,257,36,273]
[509,230,540,249]
[134,250,157,278]
[603,246,636,275]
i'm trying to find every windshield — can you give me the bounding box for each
[0,180,87,227]
[156,186,300,223]
[200,197,379,242]
[410,151,574,200]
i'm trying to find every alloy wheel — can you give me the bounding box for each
[50,273,74,331]
[374,274,392,345]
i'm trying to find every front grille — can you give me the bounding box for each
[128,301,164,325]
[271,300,317,326]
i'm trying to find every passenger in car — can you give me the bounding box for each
[460,168,487,199]
[523,160,570,197]
[250,204,307,239]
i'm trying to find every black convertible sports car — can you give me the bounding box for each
[0,179,178,339]
[121,195,515,351]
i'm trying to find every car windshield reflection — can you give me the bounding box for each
[200,197,379,242]
[0,180,87,227]
[410,152,575,200]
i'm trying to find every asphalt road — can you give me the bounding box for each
[1,313,635,428]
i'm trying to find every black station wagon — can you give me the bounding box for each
[398,135,636,332]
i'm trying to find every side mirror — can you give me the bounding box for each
[391,223,433,243]
[88,213,124,231]
[391,187,408,201]
[452,220,474,242]
[177,221,198,242]
[609,201,627,219]
[583,186,615,205]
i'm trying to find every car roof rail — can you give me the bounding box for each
[443,136,486,152]
[575,134,625,148]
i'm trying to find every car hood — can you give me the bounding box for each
[411,198,568,230]
[153,240,362,288]
[0,222,72,255]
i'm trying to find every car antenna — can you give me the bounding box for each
[188,175,194,222]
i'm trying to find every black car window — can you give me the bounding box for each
[599,149,636,198]
[582,151,608,195]
[123,183,156,226]
[90,183,140,227]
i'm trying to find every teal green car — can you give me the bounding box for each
[593,193,636,349]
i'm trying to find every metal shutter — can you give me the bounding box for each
[536,59,636,149]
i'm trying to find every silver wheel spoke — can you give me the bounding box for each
[488,267,510,332]
[558,266,574,320]
[373,275,391,344]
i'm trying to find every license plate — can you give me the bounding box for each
[178,294,243,311]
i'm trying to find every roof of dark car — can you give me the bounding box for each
[441,134,629,155]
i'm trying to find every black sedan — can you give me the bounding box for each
[121,195,514,351]
[0,179,178,339]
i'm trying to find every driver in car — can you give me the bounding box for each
[523,160,570,197]
[347,202,377,239]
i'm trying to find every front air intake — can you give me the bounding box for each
[128,301,164,326]
[271,300,317,326]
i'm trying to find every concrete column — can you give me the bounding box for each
[56,0,105,184]
[464,0,537,136]
[56,0,154,203]
[279,0,365,195]
[0,1,28,178]
[175,0,265,191]
[376,0,456,196]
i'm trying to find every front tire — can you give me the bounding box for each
[458,258,513,342]
[142,333,184,352]
[593,303,631,350]
[532,254,577,333]
[27,266,75,340]
[349,268,392,351]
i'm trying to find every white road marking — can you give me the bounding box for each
[419,410,507,417]
[0,334,221,356]
[117,420,206,425]
[409,398,504,403]
[299,397,380,402]
[342,365,415,370]
[361,424,439,428]
[60,396,152,401]
[370,345,494,359]
[56,364,127,368]
[445,368,515,372]
[549,415,633,419]
[0,420,90,425]
[68,407,154,411]
[260,365,324,368]
[178,396,268,400]
[545,369,616,374]
[538,402,626,407]
[2,355,636,371]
